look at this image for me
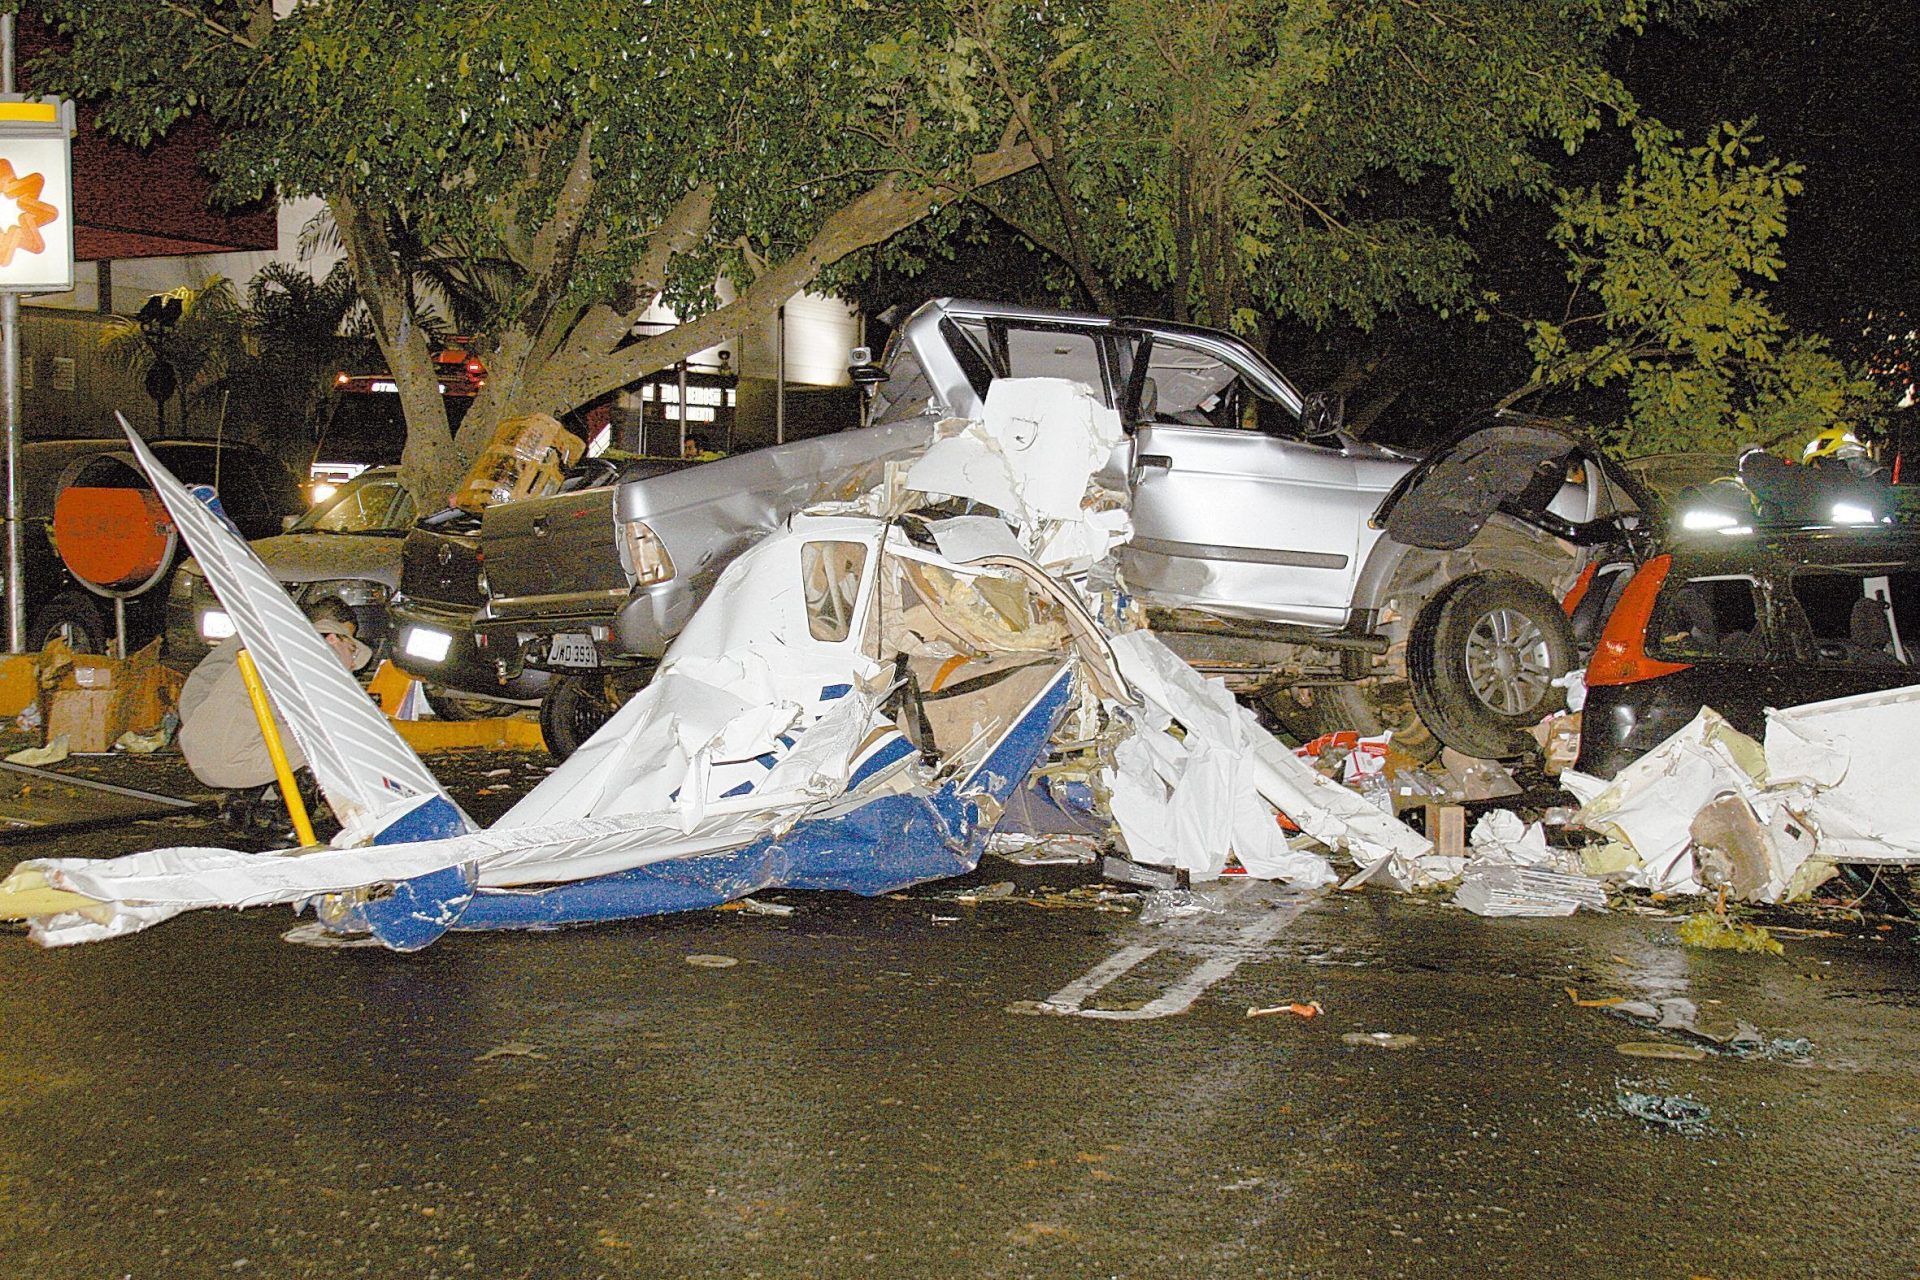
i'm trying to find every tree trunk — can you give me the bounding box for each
[329,190,462,507]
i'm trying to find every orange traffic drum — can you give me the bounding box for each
[52,482,177,593]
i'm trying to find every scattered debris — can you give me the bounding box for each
[473,1041,548,1062]
[1341,1031,1418,1050]
[684,954,739,968]
[1246,1001,1322,1020]
[1616,1041,1710,1062]
[1138,887,1228,924]
[1455,865,1609,917]
[280,922,384,949]
[732,897,795,918]
[6,736,69,766]
[1616,1091,1712,1136]
[1564,986,1627,1008]
[1677,912,1785,956]
[986,832,1100,866]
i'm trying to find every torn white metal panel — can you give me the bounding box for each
[905,378,1129,567]
[1764,682,1920,863]
[115,418,462,843]
[1562,708,1768,894]
[1103,630,1352,887]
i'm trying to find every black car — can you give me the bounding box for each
[17,436,304,657]
[1576,524,1920,778]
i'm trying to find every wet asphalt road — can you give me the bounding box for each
[3,752,1919,1279]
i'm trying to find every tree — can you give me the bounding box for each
[861,0,1739,338]
[23,0,1044,502]
[221,260,375,461]
[1509,121,1883,456]
[99,276,243,434]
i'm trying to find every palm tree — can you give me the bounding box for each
[99,277,245,433]
[297,207,523,342]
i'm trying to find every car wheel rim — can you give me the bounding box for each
[1463,607,1551,716]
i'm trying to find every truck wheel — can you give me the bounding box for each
[538,665,657,760]
[539,675,619,760]
[423,685,519,722]
[28,592,110,656]
[1408,572,1574,760]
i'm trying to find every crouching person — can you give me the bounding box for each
[177,596,373,831]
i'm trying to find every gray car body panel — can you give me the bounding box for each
[474,418,933,668]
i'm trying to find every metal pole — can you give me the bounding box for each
[774,304,786,446]
[676,360,688,457]
[2,13,23,654]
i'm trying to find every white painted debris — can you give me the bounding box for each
[1562,684,1920,902]
[14,378,1379,950]
[1561,708,1765,894]
[1764,683,1920,864]
[1468,809,1555,867]
[1455,865,1608,917]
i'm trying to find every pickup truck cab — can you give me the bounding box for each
[860,299,1646,757]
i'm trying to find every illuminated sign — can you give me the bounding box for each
[0,99,75,294]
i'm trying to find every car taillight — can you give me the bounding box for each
[1585,554,1693,687]
[619,518,675,587]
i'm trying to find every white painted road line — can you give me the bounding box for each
[1034,896,1310,1021]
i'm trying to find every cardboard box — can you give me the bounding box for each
[32,636,182,750]
[47,687,117,753]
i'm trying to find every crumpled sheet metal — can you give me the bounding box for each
[1764,682,1920,864]
[1103,630,1417,888]
[1561,708,1764,895]
[20,376,1374,949]
[1561,686,1920,901]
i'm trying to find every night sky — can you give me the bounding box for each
[1621,0,1920,337]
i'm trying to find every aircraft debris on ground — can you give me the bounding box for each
[3,387,1416,951]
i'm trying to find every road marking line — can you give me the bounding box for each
[1037,898,1308,1021]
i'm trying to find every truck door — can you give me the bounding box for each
[1119,332,1363,627]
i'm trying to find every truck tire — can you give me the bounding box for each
[1408,572,1574,760]
[539,675,619,761]
[423,685,520,722]
[538,664,658,760]
[28,592,111,657]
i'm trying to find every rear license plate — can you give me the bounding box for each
[546,632,599,668]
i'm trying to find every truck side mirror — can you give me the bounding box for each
[1301,390,1345,438]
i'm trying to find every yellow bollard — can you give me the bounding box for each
[234,648,318,848]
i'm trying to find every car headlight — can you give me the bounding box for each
[1680,508,1740,531]
[1830,502,1877,525]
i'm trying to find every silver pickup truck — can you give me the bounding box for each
[856,299,1646,758]
[399,297,1643,760]
[389,424,930,755]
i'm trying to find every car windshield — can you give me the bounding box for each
[292,473,415,534]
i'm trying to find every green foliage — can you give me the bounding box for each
[20,0,1041,495]
[225,260,375,448]
[1521,121,1884,455]
[864,0,1736,332]
[99,275,244,420]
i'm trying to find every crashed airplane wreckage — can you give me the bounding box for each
[5,384,1428,951]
